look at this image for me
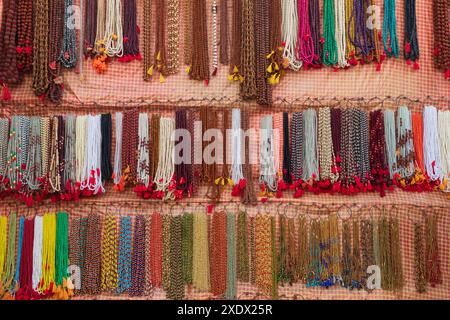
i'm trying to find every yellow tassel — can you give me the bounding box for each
[156,51,161,61]
[233,65,239,73]
[185,65,191,74]
[147,65,154,76]
[214,177,222,185]
[66,278,74,290]
[159,73,165,83]
[274,62,280,71]
[227,74,234,81]
[267,63,273,73]
[239,75,245,83]
[266,51,274,59]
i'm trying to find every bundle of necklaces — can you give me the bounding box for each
[0,206,444,300]
[0,105,449,207]
[1,1,448,104]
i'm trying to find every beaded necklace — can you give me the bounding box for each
[26,117,43,193]
[175,110,189,194]
[423,106,442,182]
[143,0,153,80]
[297,215,309,282]
[277,215,288,284]
[240,0,257,99]
[68,217,88,295]
[414,222,426,293]
[112,113,123,186]
[63,115,76,194]
[122,0,140,62]
[236,211,249,282]
[104,0,123,57]
[369,110,389,195]
[270,216,278,298]
[0,119,9,187]
[318,107,339,183]
[260,116,278,192]
[60,0,77,68]
[382,0,399,58]
[432,0,450,73]
[49,117,61,193]
[309,0,322,66]
[396,106,415,180]
[267,0,285,83]
[150,212,163,287]
[6,117,23,190]
[154,0,168,81]
[14,216,25,292]
[390,216,403,290]
[360,219,374,290]
[291,112,303,181]
[225,212,236,299]
[348,0,374,62]
[219,0,229,65]
[188,0,210,83]
[351,219,362,289]
[182,213,193,285]
[319,217,332,285]
[297,0,315,66]
[47,0,65,102]
[167,215,184,299]
[323,0,338,66]
[101,213,118,293]
[137,113,150,187]
[162,214,172,291]
[143,215,153,295]
[100,114,113,182]
[0,0,19,88]
[231,109,244,185]
[255,214,272,297]
[241,110,257,204]
[166,0,180,74]
[1,213,16,291]
[281,0,302,71]
[412,112,425,174]
[75,115,87,184]
[116,216,132,294]
[341,220,352,288]
[17,217,34,300]
[229,0,242,78]
[211,0,218,75]
[334,0,349,68]
[80,115,105,195]
[16,0,34,73]
[384,110,397,179]
[122,110,139,188]
[254,0,271,105]
[55,212,70,298]
[357,109,371,185]
[329,214,341,281]
[425,213,442,287]
[130,215,146,296]
[192,212,210,292]
[249,216,256,285]
[438,111,450,192]
[282,112,292,184]
[210,211,227,297]
[183,0,192,66]
[0,215,8,282]
[340,109,355,187]
[32,0,50,96]
[302,109,319,181]
[84,0,97,55]
[154,117,176,199]
[149,114,161,182]
[40,213,56,292]
[82,213,101,295]
[404,0,419,66]
[286,217,298,284]
[344,0,355,63]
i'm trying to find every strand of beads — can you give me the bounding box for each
[116,216,132,294]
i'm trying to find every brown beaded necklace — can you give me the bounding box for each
[143,0,152,80]
[255,214,272,297]
[240,0,256,100]
[82,213,102,295]
[425,213,442,287]
[254,0,271,106]
[122,110,139,186]
[210,211,227,297]
[150,212,163,287]
[432,0,450,71]
[154,0,168,78]
[0,0,19,87]
[286,217,298,284]
[241,110,257,204]
[414,222,426,293]
[166,215,184,299]
[32,0,50,96]
[166,0,180,74]
[16,0,33,73]
[189,0,210,82]
[237,211,249,282]
[162,214,171,291]
[143,215,153,295]
[297,215,309,283]
[150,114,161,181]
[47,0,65,102]
[219,0,229,65]
[351,219,362,288]
[229,0,242,76]
[183,0,193,65]
[360,218,375,290]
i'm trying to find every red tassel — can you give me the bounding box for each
[413,62,420,70]
[2,84,11,101]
